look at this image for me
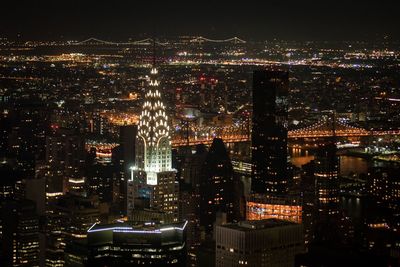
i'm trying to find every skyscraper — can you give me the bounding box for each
[314,142,340,243]
[45,128,86,194]
[136,67,172,178]
[120,125,137,174]
[251,70,289,196]
[200,138,237,234]
[368,162,400,212]
[179,144,208,266]
[1,200,40,267]
[131,67,178,221]
[45,194,100,267]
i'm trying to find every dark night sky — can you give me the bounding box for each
[1,0,399,41]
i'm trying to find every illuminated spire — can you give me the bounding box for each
[137,67,172,184]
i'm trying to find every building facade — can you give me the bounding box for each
[130,67,178,221]
[200,138,237,234]
[251,70,289,196]
[216,219,303,267]
[313,143,341,243]
[1,200,40,267]
[246,194,302,223]
[86,221,187,266]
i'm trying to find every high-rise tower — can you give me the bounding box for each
[251,70,289,196]
[129,67,178,221]
[314,142,340,243]
[200,138,237,234]
[136,67,172,182]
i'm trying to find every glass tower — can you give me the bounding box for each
[251,70,289,196]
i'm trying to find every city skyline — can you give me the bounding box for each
[1,3,400,266]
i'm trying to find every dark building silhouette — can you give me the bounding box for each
[45,128,86,177]
[111,144,125,211]
[45,194,100,267]
[0,161,23,201]
[0,200,40,267]
[4,101,51,174]
[200,138,237,234]
[251,70,289,196]
[110,125,137,215]
[368,162,400,213]
[45,128,86,195]
[179,144,208,266]
[119,125,137,174]
[313,142,340,244]
[86,162,117,204]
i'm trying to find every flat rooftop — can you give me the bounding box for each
[88,220,187,234]
[221,219,297,231]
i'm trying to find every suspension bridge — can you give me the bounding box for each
[171,117,400,147]
[74,37,169,46]
[189,36,246,44]
[73,36,247,46]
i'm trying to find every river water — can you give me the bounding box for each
[290,148,368,175]
[290,148,371,222]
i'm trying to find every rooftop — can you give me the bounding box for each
[222,219,297,231]
[87,220,187,234]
